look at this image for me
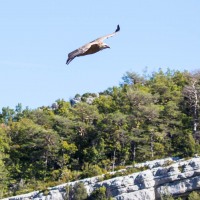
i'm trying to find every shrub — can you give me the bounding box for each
[65,182,87,200]
[161,194,174,200]
[60,168,81,182]
[61,168,73,182]
[81,165,105,178]
[88,186,113,200]
[162,160,175,167]
[188,191,200,200]
[103,173,112,180]
[51,169,61,181]
[42,189,49,196]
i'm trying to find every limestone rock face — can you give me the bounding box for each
[116,188,155,200]
[156,176,200,199]
[4,157,200,200]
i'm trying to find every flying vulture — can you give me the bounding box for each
[66,25,120,65]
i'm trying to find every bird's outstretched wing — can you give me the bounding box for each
[92,25,120,43]
[66,43,92,64]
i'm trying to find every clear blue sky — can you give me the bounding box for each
[1,1,200,110]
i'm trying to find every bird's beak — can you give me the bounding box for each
[105,45,110,49]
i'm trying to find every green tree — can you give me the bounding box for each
[148,69,187,156]
[182,72,200,141]
[0,125,10,198]
[121,71,145,85]
[72,102,99,124]
[52,115,75,139]
[98,111,130,166]
[14,103,23,121]
[60,140,77,168]
[25,109,54,129]
[172,131,195,157]
[54,99,71,117]
[93,95,116,114]
[8,118,60,180]
[0,107,15,124]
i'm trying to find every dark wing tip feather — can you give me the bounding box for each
[115,25,120,32]
[66,58,71,65]
[66,56,76,65]
[66,49,81,65]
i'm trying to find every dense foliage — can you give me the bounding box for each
[1,69,200,198]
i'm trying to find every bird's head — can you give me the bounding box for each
[101,43,110,50]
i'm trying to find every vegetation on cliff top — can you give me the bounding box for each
[1,69,200,198]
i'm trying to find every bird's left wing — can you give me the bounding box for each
[92,25,120,43]
[66,42,94,64]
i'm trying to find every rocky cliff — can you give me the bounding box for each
[3,157,200,200]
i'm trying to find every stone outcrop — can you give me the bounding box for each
[70,93,99,106]
[3,157,200,200]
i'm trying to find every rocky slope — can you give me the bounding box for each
[3,157,200,200]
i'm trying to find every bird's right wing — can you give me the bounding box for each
[92,25,120,43]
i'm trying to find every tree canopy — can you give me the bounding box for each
[1,69,200,198]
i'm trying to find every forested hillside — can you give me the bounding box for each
[1,69,200,198]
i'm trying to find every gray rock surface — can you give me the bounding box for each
[3,157,200,200]
[116,188,155,200]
